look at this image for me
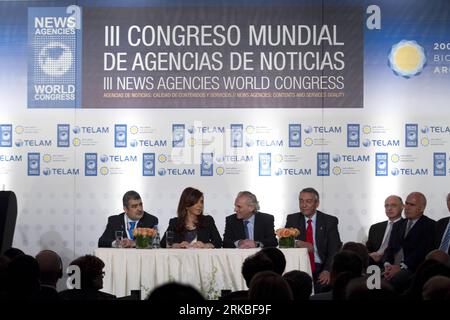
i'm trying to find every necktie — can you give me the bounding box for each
[243,220,250,239]
[439,224,450,253]
[377,221,393,254]
[306,219,315,273]
[404,220,413,238]
[128,221,136,240]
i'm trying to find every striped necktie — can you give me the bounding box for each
[243,220,250,239]
[128,221,136,240]
[439,224,450,253]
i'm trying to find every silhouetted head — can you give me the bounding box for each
[146,282,205,301]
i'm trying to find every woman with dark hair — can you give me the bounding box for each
[161,187,222,248]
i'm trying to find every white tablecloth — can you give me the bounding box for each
[94,248,311,299]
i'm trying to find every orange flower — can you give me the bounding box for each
[275,227,300,238]
[133,227,156,238]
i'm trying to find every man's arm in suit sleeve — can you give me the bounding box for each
[382,223,399,266]
[223,216,236,248]
[98,217,115,248]
[261,215,278,248]
[323,216,342,271]
[160,218,175,248]
[366,225,376,253]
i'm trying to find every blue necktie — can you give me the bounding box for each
[128,221,136,240]
[243,220,250,239]
[439,224,450,253]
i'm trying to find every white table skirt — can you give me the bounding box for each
[94,248,311,299]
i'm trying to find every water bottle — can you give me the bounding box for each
[152,225,161,249]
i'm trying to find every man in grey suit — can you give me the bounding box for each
[223,191,278,249]
[285,187,342,292]
[366,195,404,265]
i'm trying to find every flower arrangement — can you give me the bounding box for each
[133,228,157,249]
[275,227,300,248]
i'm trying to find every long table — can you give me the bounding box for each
[94,248,311,299]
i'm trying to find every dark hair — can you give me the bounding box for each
[261,247,286,275]
[241,252,274,287]
[146,282,205,301]
[248,271,293,300]
[331,250,363,285]
[283,270,313,300]
[175,187,205,233]
[341,242,369,271]
[70,255,105,290]
[300,187,320,201]
[6,254,40,298]
[122,190,141,208]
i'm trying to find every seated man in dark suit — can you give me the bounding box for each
[435,192,450,254]
[285,187,342,293]
[98,190,158,248]
[223,191,277,248]
[383,192,436,292]
[366,195,403,265]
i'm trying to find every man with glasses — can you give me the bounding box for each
[366,195,404,265]
[285,187,342,293]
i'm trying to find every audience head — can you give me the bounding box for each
[234,191,259,220]
[282,270,312,300]
[6,254,40,298]
[330,250,363,285]
[248,270,293,300]
[261,247,286,275]
[384,195,403,220]
[299,187,320,218]
[332,271,360,300]
[426,249,450,267]
[147,282,204,301]
[69,255,105,290]
[422,276,450,300]
[404,259,450,300]
[404,192,426,220]
[346,276,398,300]
[35,250,63,287]
[122,190,144,220]
[341,242,369,272]
[241,251,274,287]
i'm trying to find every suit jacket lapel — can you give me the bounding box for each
[236,216,246,239]
[253,212,260,240]
[314,211,323,248]
[298,214,306,241]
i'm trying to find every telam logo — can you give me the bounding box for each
[371,139,400,147]
[256,140,283,147]
[22,139,52,147]
[430,126,450,133]
[0,155,22,161]
[44,168,80,175]
[188,126,225,134]
[81,127,109,134]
